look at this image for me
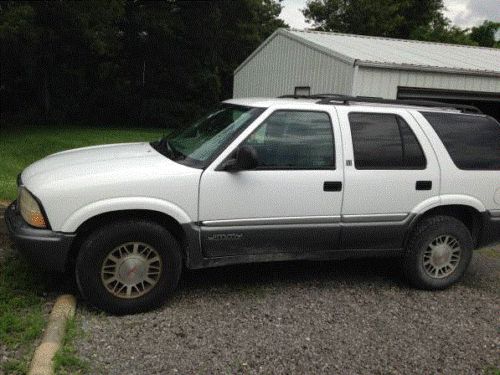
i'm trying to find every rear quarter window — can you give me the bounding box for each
[421,112,500,170]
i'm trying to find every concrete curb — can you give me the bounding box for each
[28,294,77,375]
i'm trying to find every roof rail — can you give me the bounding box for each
[278,94,482,114]
[278,94,331,100]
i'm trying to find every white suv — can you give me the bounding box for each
[6,95,500,314]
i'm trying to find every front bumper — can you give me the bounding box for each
[5,201,75,272]
[478,211,500,248]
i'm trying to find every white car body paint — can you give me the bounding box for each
[495,188,500,205]
[199,103,344,222]
[411,111,500,210]
[336,105,441,216]
[21,142,201,231]
[18,97,499,236]
[60,197,194,233]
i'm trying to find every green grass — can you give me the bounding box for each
[0,245,90,375]
[0,125,163,372]
[479,247,500,259]
[2,359,28,375]
[53,318,89,375]
[0,247,47,374]
[0,251,46,348]
[484,366,500,375]
[0,125,164,201]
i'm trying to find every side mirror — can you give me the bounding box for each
[224,145,258,171]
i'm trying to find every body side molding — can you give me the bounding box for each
[341,213,408,223]
[201,214,410,227]
[201,215,341,227]
[489,210,500,217]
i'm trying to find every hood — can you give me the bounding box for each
[22,143,154,180]
[20,142,191,191]
[18,142,203,232]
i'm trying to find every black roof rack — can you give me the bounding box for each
[279,94,332,100]
[278,94,482,114]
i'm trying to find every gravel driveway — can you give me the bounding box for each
[76,248,500,375]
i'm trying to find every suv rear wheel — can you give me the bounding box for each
[403,215,473,290]
[76,220,182,314]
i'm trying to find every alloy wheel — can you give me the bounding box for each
[100,242,163,299]
[423,235,461,279]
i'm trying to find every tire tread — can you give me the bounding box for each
[403,215,473,290]
[76,219,182,314]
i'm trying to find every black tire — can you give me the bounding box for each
[75,220,182,315]
[402,215,473,290]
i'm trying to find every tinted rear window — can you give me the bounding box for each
[421,112,500,170]
[349,113,426,170]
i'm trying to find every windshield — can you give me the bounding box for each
[151,105,264,168]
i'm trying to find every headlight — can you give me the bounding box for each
[19,187,47,228]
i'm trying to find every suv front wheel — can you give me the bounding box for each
[403,215,473,290]
[76,219,182,315]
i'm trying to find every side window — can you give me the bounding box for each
[349,113,426,170]
[398,117,428,169]
[421,112,500,170]
[242,110,335,169]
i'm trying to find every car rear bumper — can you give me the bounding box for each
[478,210,500,248]
[4,201,75,272]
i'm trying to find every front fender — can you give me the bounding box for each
[60,197,193,232]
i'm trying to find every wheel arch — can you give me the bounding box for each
[406,204,484,248]
[60,197,192,233]
[66,209,189,272]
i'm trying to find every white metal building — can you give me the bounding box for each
[233,29,500,119]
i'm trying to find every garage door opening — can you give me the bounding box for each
[397,87,500,122]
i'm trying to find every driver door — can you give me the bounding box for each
[198,108,344,257]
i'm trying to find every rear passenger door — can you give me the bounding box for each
[337,107,440,250]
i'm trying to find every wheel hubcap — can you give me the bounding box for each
[423,235,461,279]
[101,242,162,299]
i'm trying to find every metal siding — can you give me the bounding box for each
[288,30,500,76]
[355,67,500,99]
[233,34,355,98]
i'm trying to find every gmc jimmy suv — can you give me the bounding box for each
[6,95,500,314]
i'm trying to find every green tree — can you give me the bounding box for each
[410,13,474,45]
[119,0,285,126]
[302,0,445,38]
[0,0,124,123]
[213,0,286,100]
[470,20,500,47]
[0,0,285,126]
[302,0,500,47]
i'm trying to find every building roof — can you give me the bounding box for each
[236,28,500,76]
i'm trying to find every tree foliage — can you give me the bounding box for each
[302,0,444,38]
[470,21,500,47]
[303,0,499,47]
[0,0,285,126]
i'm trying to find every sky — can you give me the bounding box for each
[279,0,500,30]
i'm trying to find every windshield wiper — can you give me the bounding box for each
[154,138,185,160]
